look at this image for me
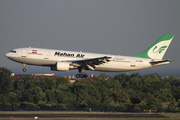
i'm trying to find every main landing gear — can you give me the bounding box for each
[76,67,88,78]
[22,63,26,72]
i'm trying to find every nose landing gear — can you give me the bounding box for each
[22,63,26,72]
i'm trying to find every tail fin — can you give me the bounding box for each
[134,34,174,60]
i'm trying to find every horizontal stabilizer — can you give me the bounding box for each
[150,59,173,66]
[150,59,173,63]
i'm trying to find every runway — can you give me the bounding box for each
[0,113,167,118]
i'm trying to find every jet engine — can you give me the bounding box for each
[51,62,70,71]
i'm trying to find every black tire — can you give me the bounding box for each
[76,74,80,78]
[83,74,88,78]
[23,68,26,72]
[79,74,84,78]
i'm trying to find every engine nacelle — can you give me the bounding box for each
[51,62,70,71]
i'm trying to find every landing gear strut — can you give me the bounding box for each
[22,63,26,72]
[76,67,88,78]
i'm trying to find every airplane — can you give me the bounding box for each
[5,34,174,78]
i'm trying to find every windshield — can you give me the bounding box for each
[10,50,16,53]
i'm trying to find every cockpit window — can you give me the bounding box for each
[10,50,16,53]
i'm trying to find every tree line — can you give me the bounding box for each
[0,67,180,110]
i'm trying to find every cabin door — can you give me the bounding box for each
[21,50,26,57]
[131,59,136,67]
[44,51,49,59]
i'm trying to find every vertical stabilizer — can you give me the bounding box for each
[134,34,174,60]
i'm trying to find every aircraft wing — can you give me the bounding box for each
[63,56,111,70]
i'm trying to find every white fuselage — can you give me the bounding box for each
[5,47,164,72]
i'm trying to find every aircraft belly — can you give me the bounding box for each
[26,59,56,66]
[95,61,130,72]
[8,56,56,66]
[95,61,149,72]
[7,56,27,64]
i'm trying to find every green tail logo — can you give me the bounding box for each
[153,46,167,53]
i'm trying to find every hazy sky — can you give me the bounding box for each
[1,0,180,77]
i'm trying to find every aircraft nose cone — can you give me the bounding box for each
[5,53,10,58]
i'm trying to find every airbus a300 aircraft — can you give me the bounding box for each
[6,34,174,78]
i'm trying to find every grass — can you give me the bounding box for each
[0,111,180,120]
[0,111,170,114]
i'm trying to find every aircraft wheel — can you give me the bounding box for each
[23,68,26,72]
[79,74,84,78]
[76,73,88,78]
[76,74,80,78]
[83,74,88,78]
